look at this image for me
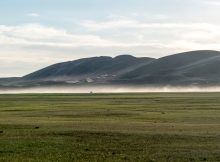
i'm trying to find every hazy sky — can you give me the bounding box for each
[1,0,220,77]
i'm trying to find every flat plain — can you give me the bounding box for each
[0,93,220,162]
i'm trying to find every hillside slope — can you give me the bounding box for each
[2,50,220,87]
[22,55,154,85]
[120,50,220,85]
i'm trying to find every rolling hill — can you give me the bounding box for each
[2,50,220,87]
[23,55,154,81]
[119,50,220,85]
[18,55,154,86]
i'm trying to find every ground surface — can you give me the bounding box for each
[0,93,220,162]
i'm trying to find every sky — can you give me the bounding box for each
[1,0,220,77]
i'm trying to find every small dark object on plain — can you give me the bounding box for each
[203,158,207,161]
[0,131,3,134]
[161,112,165,114]
[85,148,89,151]
[35,126,40,129]
[112,152,116,155]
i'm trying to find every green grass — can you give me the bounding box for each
[1,93,220,161]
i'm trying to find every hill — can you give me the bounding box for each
[119,50,220,85]
[20,55,154,86]
[2,50,220,87]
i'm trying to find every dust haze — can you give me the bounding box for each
[1,86,220,94]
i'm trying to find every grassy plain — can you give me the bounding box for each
[0,93,220,162]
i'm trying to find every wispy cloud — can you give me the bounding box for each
[78,18,220,47]
[79,18,217,32]
[27,13,40,18]
[1,21,220,53]
[202,0,220,5]
[0,24,113,47]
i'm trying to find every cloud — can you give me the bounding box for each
[202,0,220,5]
[1,21,220,53]
[79,18,216,32]
[0,21,220,55]
[0,24,113,76]
[0,24,113,47]
[27,13,40,17]
[1,19,220,77]
[78,18,220,49]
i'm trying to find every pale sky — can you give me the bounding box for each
[1,0,220,77]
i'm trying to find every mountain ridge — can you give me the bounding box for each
[2,50,220,87]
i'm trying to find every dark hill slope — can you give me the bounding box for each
[120,50,220,85]
[3,50,220,87]
[23,55,155,81]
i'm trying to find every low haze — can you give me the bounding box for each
[3,86,220,94]
[1,0,220,76]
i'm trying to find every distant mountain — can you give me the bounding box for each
[119,50,220,85]
[0,77,20,87]
[2,50,220,87]
[19,55,154,86]
[23,55,154,80]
